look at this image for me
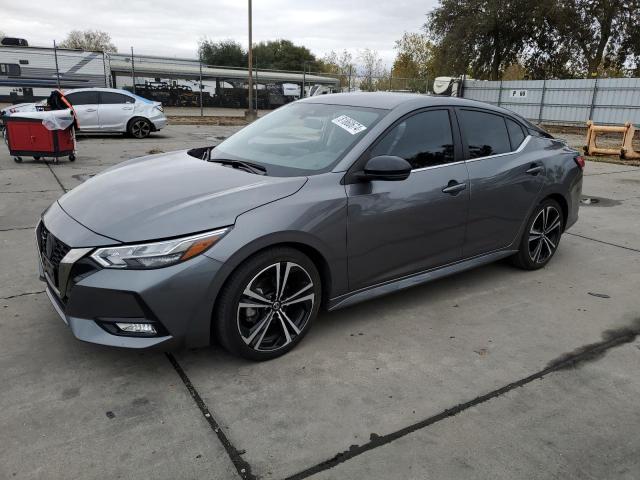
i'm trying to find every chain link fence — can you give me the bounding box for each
[1,45,430,114]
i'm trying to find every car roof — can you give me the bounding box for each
[300,91,516,116]
[64,87,134,96]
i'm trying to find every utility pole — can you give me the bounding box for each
[302,63,306,99]
[130,47,136,94]
[53,40,61,89]
[246,0,256,121]
[199,60,204,117]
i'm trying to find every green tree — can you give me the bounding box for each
[530,0,640,77]
[392,32,436,91]
[321,50,355,89]
[358,48,383,91]
[252,39,320,71]
[426,0,533,80]
[198,39,246,67]
[59,30,117,52]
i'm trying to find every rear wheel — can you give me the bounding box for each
[128,117,152,139]
[214,247,321,361]
[511,198,564,270]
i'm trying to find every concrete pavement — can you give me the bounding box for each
[0,125,638,480]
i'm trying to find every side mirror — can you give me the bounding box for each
[358,155,412,181]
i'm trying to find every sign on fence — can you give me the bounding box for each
[510,89,528,98]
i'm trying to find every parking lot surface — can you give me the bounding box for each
[1,125,639,480]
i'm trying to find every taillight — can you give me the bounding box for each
[574,155,585,170]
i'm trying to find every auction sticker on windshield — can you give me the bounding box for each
[331,115,367,135]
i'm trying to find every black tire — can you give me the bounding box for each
[13,156,22,163]
[127,117,152,139]
[68,154,76,162]
[33,156,41,161]
[214,247,321,361]
[511,198,564,270]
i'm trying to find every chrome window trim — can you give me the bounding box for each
[412,160,466,173]
[464,135,532,163]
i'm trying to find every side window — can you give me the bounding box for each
[0,63,21,76]
[505,117,526,150]
[370,109,455,169]
[100,92,135,104]
[64,91,99,106]
[458,109,511,159]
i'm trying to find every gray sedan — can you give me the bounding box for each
[37,93,583,360]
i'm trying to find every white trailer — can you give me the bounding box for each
[0,46,108,103]
[432,76,465,96]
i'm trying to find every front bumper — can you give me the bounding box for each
[37,206,224,349]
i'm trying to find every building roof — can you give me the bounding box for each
[109,54,339,85]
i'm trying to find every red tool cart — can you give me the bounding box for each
[3,110,76,163]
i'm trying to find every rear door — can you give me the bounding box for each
[64,91,100,130]
[98,91,135,131]
[346,108,469,291]
[456,108,545,257]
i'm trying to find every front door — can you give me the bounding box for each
[64,91,100,131]
[346,108,469,291]
[456,108,545,257]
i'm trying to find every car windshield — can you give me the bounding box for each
[210,102,387,176]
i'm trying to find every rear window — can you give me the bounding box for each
[100,92,134,104]
[458,109,511,159]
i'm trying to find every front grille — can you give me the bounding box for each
[38,223,71,288]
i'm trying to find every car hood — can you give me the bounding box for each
[58,150,307,243]
[1,102,37,115]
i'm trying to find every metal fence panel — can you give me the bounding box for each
[463,77,640,126]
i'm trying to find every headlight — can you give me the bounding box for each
[90,228,229,269]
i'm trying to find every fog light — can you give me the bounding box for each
[116,322,157,334]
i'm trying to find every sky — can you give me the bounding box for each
[2,0,438,68]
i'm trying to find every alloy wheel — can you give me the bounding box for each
[237,261,315,352]
[131,120,151,138]
[528,206,562,264]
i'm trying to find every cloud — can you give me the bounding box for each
[3,0,437,67]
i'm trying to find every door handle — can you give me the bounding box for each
[122,106,133,110]
[86,108,97,112]
[526,164,544,175]
[442,180,467,195]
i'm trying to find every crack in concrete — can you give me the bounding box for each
[585,168,640,177]
[283,319,640,480]
[166,353,256,480]
[44,162,69,193]
[0,226,36,232]
[566,232,640,253]
[546,319,640,371]
[1,290,45,300]
[0,189,61,194]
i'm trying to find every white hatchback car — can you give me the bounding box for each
[63,88,167,138]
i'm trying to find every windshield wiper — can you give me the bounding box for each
[208,158,267,175]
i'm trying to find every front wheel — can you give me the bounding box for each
[214,247,321,361]
[511,199,564,270]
